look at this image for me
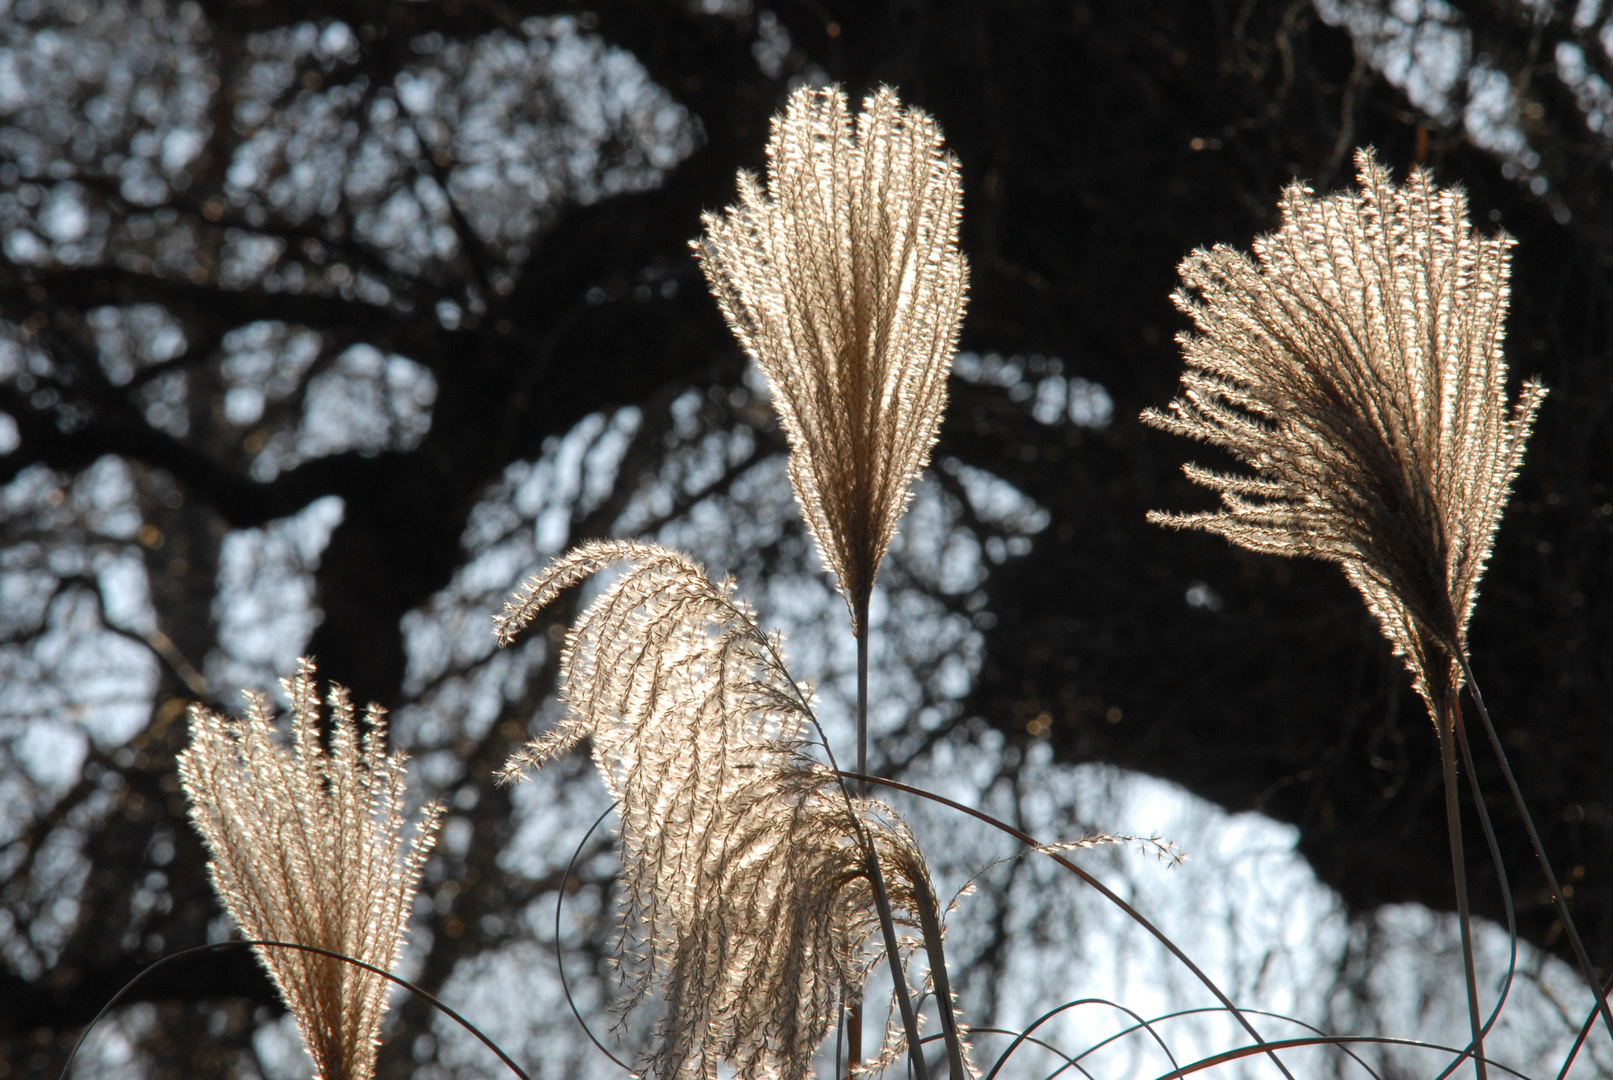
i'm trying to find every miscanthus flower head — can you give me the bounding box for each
[497,540,944,1080]
[177,660,442,1080]
[1145,149,1545,710]
[697,85,968,631]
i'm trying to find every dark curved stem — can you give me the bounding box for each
[1023,1004,1383,1080]
[1556,971,1613,1080]
[866,845,931,1080]
[59,940,529,1080]
[923,1029,1097,1080]
[855,590,931,1080]
[557,802,633,1072]
[912,874,968,1079]
[1456,653,1613,1049]
[841,771,1295,1080]
[1149,1034,1533,1080]
[1432,719,1518,1080]
[1437,682,1488,1080]
[983,997,1182,1080]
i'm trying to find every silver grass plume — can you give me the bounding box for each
[1144,149,1545,711]
[177,659,443,1080]
[696,85,968,630]
[496,540,959,1080]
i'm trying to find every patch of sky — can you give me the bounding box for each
[0,0,212,226]
[432,938,638,1080]
[954,350,1113,430]
[89,304,187,387]
[219,319,320,427]
[1556,38,1613,137]
[241,342,437,481]
[226,13,699,289]
[395,409,640,764]
[206,495,344,701]
[253,1012,315,1080]
[0,458,156,819]
[1312,0,1554,188]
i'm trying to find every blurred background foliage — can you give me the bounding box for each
[2,1,1613,1077]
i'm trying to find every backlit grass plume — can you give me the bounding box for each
[177,659,443,1080]
[496,540,956,1080]
[1144,149,1544,711]
[696,85,968,632]
[1144,148,1546,1080]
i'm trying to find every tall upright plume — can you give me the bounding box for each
[697,85,968,630]
[1144,149,1545,709]
[177,660,442,1080]
[496,540,950,1080]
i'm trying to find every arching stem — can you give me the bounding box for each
[1437,674,1487,1080]
[1455,652,1613,1049]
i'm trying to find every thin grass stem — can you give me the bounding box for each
[983,997,1183,1080]
[912,870,968,1079]
[1555,971,1613,1080]
[1030,1004,1384,1080]
[60,940,529,1080]
[854,590,932,1080]
[865,846,930,1080]
[556,802,632,1073]
[843,772,1296,1080]
[1438,685,1489,1080]
[1148,1034,1534,1080]
[851,591,870,1077]
[1432,720,1519,1080]
[1456,653,1613,1048]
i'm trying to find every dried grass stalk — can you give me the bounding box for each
[696,85,968,630]
[497,540,959,1080]
[1145,149,1545,709]
[177,660,442,1080]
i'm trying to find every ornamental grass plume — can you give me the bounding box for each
[1144,148,1546,1080]
[696,85,968,634]
[496,540,961,1080]
[1144,148,1544,713]
[177,659,443,1080]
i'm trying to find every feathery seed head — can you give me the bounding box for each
[696,86,969,631]
[1144,149,1545,711]
[497,540,952,1080]
[177,660,442,1080]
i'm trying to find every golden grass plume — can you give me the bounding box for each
[177,659,442,1080]
[497,540,952,1080]
[696,85,968,630]
[1145,149,1545,710]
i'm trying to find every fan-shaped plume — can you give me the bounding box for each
[177,660,443,1080]
[497,540,963,1080]
[696,85,968,631]
[1144,149,1545,710]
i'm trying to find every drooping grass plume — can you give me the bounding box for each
[497,540,964,1080]
[1145,148,1548,1080]
[696,85,968,633]
[177,659,443,1080]
[1144,148,1544,712]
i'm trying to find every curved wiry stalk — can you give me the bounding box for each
[61,940,529,1080]
[1432,720,1519,1080]
[555,802,632,1073]
[843,772,1296,1080]
[1435,683,1488,1080]
[1147,1034,1533,1080]
[1457,653,1613,1049]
